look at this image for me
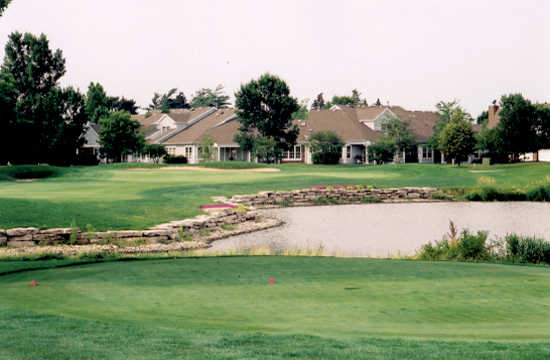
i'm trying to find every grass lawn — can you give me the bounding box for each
[0,162,549,230]
[1,256,549,359]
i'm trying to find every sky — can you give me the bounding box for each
[0,0,548,115]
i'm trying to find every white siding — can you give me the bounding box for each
[539,149,550,162]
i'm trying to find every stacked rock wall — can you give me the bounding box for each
[1,209,259,248]
[227,187,438,207]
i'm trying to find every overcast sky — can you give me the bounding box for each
[1,0,548,115]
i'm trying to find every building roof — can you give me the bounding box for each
[386,106,439,143]
[135,107,214,143]
[297,109,381,143]
[162,108,236,145]
[202,112,241,146]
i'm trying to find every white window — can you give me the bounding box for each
[283,145,302,160]
[184,146,193,159]
[423,146,432,159]
[167,147,176,155]
[346,146,351,159]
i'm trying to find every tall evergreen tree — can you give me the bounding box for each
[311,93,325,110]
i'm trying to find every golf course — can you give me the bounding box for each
[2,257,550,359]
[2,163,550,359]
[1,162,549,231]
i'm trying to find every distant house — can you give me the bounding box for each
[127,104,449,165]
[78,122,103,163]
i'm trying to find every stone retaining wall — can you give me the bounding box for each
[0,209,260,248]
[223,187,438,207]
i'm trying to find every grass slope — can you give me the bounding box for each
[1,257,549,359]
[0,163,549,230]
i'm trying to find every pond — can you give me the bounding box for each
[208,202,550,257]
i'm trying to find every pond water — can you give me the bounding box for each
[208,202,550,257]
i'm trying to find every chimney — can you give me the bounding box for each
[487,104,500,129]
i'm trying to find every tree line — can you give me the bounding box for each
[0,31,233,165]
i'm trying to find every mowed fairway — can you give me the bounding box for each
[1,163,550,230]
[1,257,550,359]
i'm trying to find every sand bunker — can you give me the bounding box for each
[468,170,502,173]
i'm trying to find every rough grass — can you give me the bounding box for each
[1,257,550,359]
[0,162,549,230]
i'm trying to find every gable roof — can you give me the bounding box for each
[203,113,242,146]
[385,106,438,143]
[134,108,214,141]
[162,108,235,145]
[297,109,381,143]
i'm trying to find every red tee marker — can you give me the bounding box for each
[269,278,275,285]
[29,280,37,287]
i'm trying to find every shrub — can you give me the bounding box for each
[526,185,550,202]
[417,221,489,261]
[307,131,344,165]
[458,230,489,260]
[164,155,188,164]
[465,187,526,201]
[506,234,550,264]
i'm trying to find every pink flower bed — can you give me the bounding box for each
[200,203,238,211]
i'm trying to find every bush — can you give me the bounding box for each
[526,185,550,202]
[458,230,489,260]
[0,165,69,181]
[417,221,489,261]
[506,234,550,264]
[164,155,188,164]
[465,187,526,201]
[307,131,344,165]
[367,139,396,164]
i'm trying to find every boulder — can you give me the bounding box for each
[7,240,35,247]
[6,227,39,237]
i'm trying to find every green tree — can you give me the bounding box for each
[536,104,550,150]
[0,0,11,16]
[311,93,325,110]
[49,87,88,165]
[234,73,299,162]
[198,135,216,162]
[476,110,488,125]
[251,136,278,163]
[439,114,476,165]
[86,82,111,123]
[367,139,397,164]
[306,131,344,164]
[380,116,416,154]
[143,144,167,164]
[497,94,538,161]
[0,73,16,164]
[292,99,309,120]
[99,111,144,162]
[428,100,472,149]
[190,85,230,109]
[1,32,72,164]
[110,96,138,115]
[149,88,190,112]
